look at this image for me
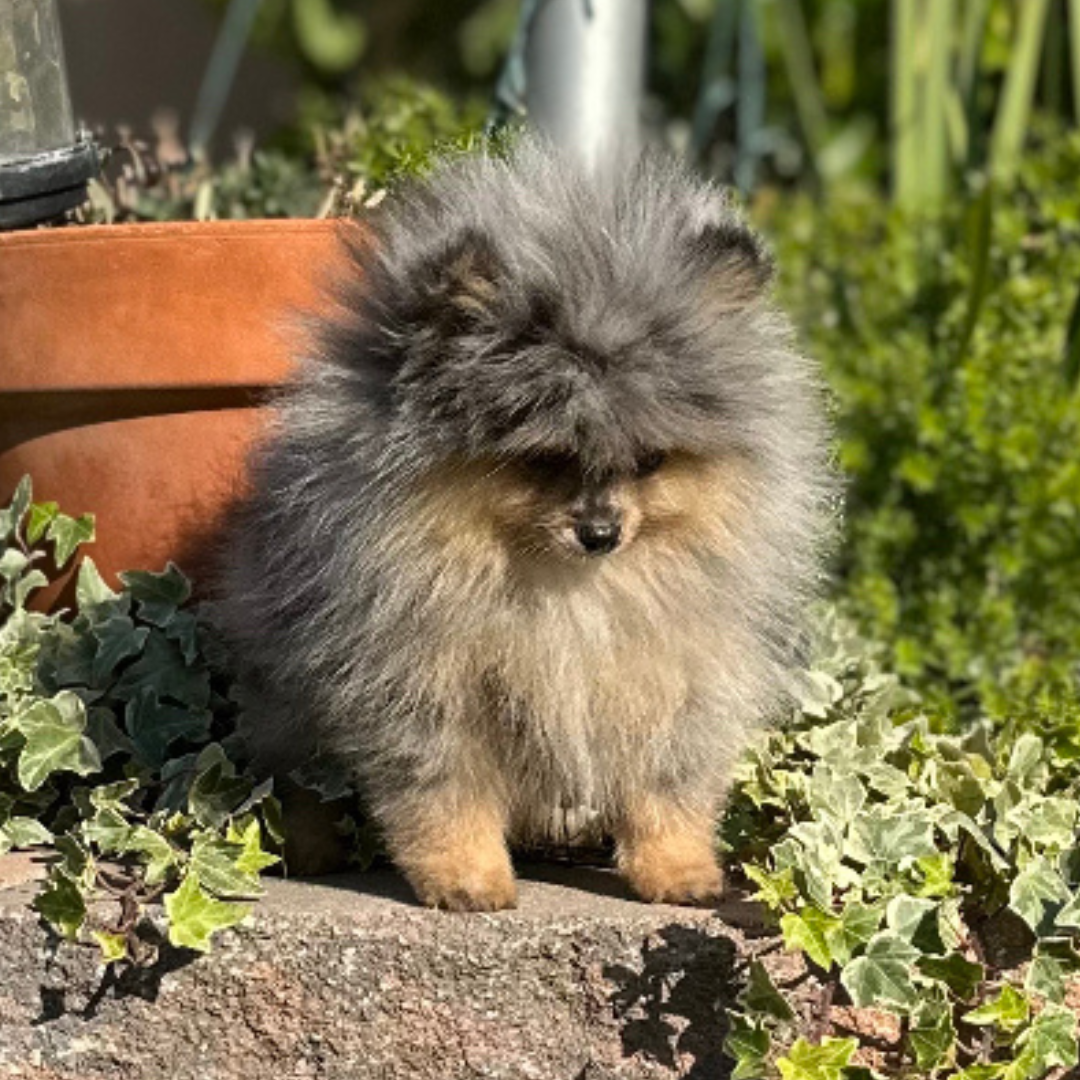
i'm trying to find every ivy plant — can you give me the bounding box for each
[724,612,1080,1079]
[0,477,282,962]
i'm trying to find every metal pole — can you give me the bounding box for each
[524,0,648,167]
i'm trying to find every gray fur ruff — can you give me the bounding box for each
[216,139,836,840]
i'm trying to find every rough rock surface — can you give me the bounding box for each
[0,858,766,1079]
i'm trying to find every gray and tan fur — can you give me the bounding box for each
[218,140,835,910]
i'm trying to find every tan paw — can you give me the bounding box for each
[386,793,517,911]
[620,842,724,906]
[408,861,519,912]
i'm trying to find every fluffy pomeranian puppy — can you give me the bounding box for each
[218,140,834,911]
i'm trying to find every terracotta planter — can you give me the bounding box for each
[0,219,351,607]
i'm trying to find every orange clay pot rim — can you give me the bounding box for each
[0,217,349,250]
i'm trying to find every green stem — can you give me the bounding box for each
[690,0,740,163]
[922,0,956,204]
[892,0,922,206]
[990,0,1051,182]
[773,0,829,159]
[957,0,990,168]
[1070,0,1080,123]
[735,0,766,193]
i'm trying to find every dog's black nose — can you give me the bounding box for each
[575,520,622,555]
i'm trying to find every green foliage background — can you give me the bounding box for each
[766,132,1080,707]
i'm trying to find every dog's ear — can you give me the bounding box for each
[416,226,505,329]
[688,217,775,309]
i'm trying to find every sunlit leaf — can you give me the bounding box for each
[164,873,250,953]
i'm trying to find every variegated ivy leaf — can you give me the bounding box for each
[9,569,48,611]
[1009,857,1070,934]
[124,826,180,885]
[908,995,956,1072]
[164,873,250,953]
[33,868,87,940]
[82,806,132,852]
[787,819,852,908]
[0,548,48,613]
[227,816,280,876]
[776,1036,858,1080]
[1006,795,1078,851]
[962,984,1029,1031]
[1025,950,1067,1004]
[1006,733,1047,787]
[917,952,985,1000]
[1012,1005,1079,1075]
[936,808,1010,871]
[848,804,938,866]
[781,907,840,970]
[806,762,867,828]
[0,816,52,854]
[0,476,31,543]
[915,853,955,898]
[46,512,95,569]
[885,895,946,954]
[0,609,42,698]
[824,901,883,966]
[25,501,58,545]
[188,758,255,831]
[189,834,264,899]
[839,931,920,1009]
[13,691,101,791]
[88,778,141,810]
[723,1014,771,1080]
[0,549,29,583]
[91,931,128,963]
[794,668,844,719]
[924,757,987,817]
[75,557,128,620]
[743,863,798,910]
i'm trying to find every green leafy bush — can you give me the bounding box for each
[765,131,1080,705]
[723,612,1080,1079]
[0,478,282,961]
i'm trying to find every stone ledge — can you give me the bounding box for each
[0,858,769,1080]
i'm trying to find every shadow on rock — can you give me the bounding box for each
[34,924,199,1024]
[604,923,739,1079]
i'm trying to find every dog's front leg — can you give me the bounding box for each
[382,780,517,912]
[613,791,723,906]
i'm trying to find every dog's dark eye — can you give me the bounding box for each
[634,450,666,478]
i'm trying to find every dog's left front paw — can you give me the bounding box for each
[620,842,724,906]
